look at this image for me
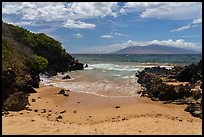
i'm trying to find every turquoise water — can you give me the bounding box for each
[40,54,202,97]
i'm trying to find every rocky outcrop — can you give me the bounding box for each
[177,59,202,82]
[136,60,202,119]
[17,85,37,93]
[67,60,84,71]
[29,72,41,88]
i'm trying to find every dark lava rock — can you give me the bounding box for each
[2,111,10,116]
[58,89,69,96]
[172,99,192,105]
[3,92,29,111]
[115,106,120,109]
[41,109,46,113]
[18,85,37,93]
[151,97,159,101]
[73,60,84,70]
[85,64,88,68]
[191,111,202,118]
[56,115,63,119]
[44,68,57,77]
[135,59,202,119]
[63,94,69,97]
[34,109,38,112]
[184,103,201,113]
[58,90,65,94]
[184,103,202,118]
[177,60,202,82]
[30,73,40,88]
[60,110,66,114]
[26,108,32,111]
[62,75,71,79]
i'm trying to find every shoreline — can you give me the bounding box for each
[2,83,202,135]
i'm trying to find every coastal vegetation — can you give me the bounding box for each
[2,22,83,111]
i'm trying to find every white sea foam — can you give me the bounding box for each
[112,74,121,77]
[39,62,173,97]
[84,63,174,72]
[84,63,141,72]
[39,72,141,97]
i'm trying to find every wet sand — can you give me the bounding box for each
[2,83,202,135]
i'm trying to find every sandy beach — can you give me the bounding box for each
[2,3,202,135]
[2,83,202,135]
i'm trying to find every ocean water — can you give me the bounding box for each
[40,54,202,97]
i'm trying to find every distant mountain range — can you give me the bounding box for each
[112,44,201,54]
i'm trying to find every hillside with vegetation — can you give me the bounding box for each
[2,22,83,111]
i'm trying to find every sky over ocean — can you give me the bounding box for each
[2,2,202,53]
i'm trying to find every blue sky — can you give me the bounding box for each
[2,2,202,53]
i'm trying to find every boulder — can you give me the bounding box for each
[32,73,40,88]
[62,75,71,80]
[3,92,29,111]
[191,111,202,118]
[185,103,202,118]
[184,103,201,113]
[60,110,66,114]
[58,90,65,94]
[63,94,69,97]
[56,115,62,119]
[74,62,84,70]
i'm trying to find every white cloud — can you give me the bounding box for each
[74,33,83,38]
[2,2,119,29]
[109,32,128,37]
[100,32,127,39]
[2,2,68,21]
[2,2,23,14]
[63,20,95,29]
[12,21,38,26]
[101,35,113,39]
[69,2,119,19]
[148,39,197,49]
[82,39,198,53]
[171,17,202,32]
[122,2,201,20]
[113,32,122,36]
[170,25,191,32]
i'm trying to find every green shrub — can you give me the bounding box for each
[2,38,12,71]
[31,55,48,72]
